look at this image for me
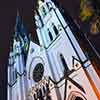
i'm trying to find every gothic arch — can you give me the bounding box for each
[60,54,69,71]
[52,23,58,35]
[68,91,87,100]
[48,29,53,41]
[28,56,45,80]
[46,2,53,11]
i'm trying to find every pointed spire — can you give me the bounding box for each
[15,10,22,33]
[21,24,27,34]
[17,10,19,16]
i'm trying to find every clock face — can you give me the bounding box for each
[33,63,44,82]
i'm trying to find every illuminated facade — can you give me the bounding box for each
[7,12,30,100]
[26,0,100,100]
[8,0,100,100]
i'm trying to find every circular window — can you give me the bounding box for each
[33,63,44,82]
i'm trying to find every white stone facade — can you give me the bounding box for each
[8,0,100,100]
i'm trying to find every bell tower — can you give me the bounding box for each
[7,12,30,100]
[30,0,100,99]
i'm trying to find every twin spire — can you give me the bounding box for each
[10,11,30,63]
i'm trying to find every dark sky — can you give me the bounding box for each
[0,0,100,99]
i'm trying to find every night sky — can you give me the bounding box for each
[0,0,100,99]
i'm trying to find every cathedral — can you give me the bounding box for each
[8,0,100,100]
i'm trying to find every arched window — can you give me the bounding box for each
[39,89,43,97]
[52,23,58,35]
[10,34,14,51]
[11,68,17,84]
[41,6,47,17]
[60,54,69,72]
[48,29,53,41]
[43,86,46,93]
[46,95,52,100]
[69,92,85,100]
[46,83,49,92]
[37,89,44,100]
[46,2,52,11]
[12,70,15,82]
[33,94,37,100]
[15,68,17,79]
[75,97,83,100]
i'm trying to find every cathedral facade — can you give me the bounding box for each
[8,0,100,100]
